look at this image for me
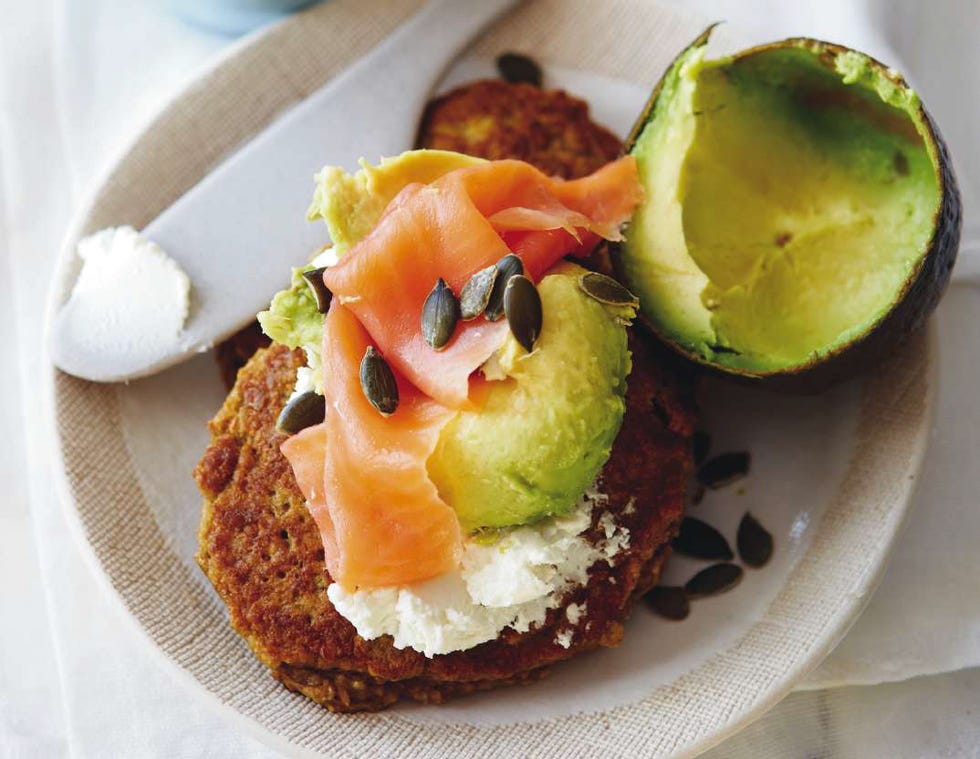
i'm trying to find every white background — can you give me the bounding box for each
[1,0,978,756]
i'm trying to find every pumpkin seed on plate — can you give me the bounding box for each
[496,52,542,87]
[503,274,542,353]
[485,253,524,321]
[301,267,332,313]
[645,586,690,620]
[275,391,325,435]
[684,563,743,599]
[578,271,639,307]
[359,346,399,416]
[460,265,498,320]
[737,512,774,567]
[421,278,460,350]
[672,517,733,561]
[697,451,750,489]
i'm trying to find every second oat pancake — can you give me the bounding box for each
[417,79,622,179]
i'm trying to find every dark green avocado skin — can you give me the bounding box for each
[614,33,962,393]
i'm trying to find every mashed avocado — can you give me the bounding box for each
[258,263,328,386]
[261,150,634,532]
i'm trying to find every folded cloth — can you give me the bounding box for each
[703,667,980,759]
[805,253,980,688]
[1,2,270,757]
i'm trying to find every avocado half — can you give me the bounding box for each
[615,29,961,387]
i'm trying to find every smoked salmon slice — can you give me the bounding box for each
[283,301,460,590]
[279,422,337,563]
[322,156,641,409]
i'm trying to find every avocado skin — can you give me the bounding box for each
[614,33,962,392]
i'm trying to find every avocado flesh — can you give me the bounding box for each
[623,42,942,374]
[428,261,634,533]
[307,149,484,254]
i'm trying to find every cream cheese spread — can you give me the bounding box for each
[327,489,629,657]
[57,226,190,368]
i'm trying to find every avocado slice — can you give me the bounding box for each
[428,262,635,532]
[616,30,961,386]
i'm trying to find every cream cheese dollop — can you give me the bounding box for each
[57,226,190,368]
[327,489,629,657]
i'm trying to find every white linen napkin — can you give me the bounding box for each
[703,667,980,759]
[805,263,980,687]
[0,2,272,756]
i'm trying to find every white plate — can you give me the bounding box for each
[47,1,934,756]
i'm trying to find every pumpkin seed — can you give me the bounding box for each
[421,278,460,351]
[484,253,524,321]
[460,265,497,320]
[693,431,711,465]
[504,275,542,353]
[359,346,399,416]
[496,52,542,87]
[737,512,774,568]
[684,563,743,599]
[275,391,325,435]
[301,267,332,313]
[645,586,690,621]
[578,271,639,307]
[697,451,750,489]
[671,517,733,561]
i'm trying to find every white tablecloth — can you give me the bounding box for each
[1,1,978,756]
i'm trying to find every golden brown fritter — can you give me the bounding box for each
[197,78,694,711]
[417,79,622,179]
[195,336,695,712]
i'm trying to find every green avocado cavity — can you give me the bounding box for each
[620,35,946,377]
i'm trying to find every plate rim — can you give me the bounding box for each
[43,1,937,756]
